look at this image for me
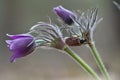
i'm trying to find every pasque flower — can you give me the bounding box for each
[65,8,110,80]
[4,6,110,80]
[53,5,76,25]
[6,34,35,63]
[30,22,101,80]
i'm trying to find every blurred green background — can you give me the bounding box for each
[0,0,120,80]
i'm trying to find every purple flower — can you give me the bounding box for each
[6,34,35,63]
[53,5,76,25]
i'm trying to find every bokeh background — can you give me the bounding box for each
[0,0,120,80]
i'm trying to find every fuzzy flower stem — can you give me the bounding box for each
[88,42,110,80]
[64,46,101,80]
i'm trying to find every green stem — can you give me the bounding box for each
[64,46,101,80]
[88,42,110,80]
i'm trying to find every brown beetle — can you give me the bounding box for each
[65,37,86,46]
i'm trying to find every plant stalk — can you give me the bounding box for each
[64,46,101,80]
[88,42,110,80]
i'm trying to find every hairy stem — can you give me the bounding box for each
[88,42,110,80]
[64,46,101,80]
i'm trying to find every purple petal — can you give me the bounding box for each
[10,52,25,63]
[5,40,13,45]
[53,5,76,25]
[10,54,17,63]
[10,37,33,51]
[10,43,35,63]
[6,34,33,39]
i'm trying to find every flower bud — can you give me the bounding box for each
[6,34,35,63]
[53,5,76,25]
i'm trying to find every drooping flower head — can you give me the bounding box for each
[53,5,76,25]
[6,34,35,63]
